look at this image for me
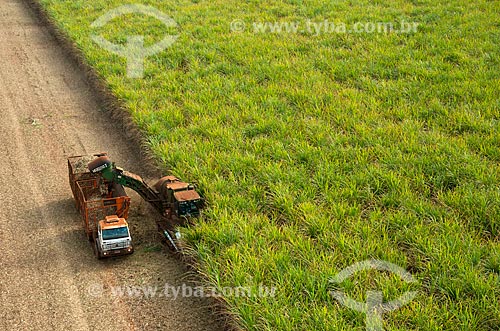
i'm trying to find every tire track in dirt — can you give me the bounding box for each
[0,1,224,330]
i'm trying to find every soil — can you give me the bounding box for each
[0,1,226,330]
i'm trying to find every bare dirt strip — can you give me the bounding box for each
[0,1,225,330]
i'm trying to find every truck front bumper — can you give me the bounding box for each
[101,246,134,257]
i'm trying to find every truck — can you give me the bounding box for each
[68,154,134,259]
[69,153,203,257]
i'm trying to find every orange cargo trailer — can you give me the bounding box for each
[68,155,133,258]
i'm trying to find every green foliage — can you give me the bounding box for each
[40,0,499,329]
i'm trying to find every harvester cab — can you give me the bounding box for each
[154,176,203,219]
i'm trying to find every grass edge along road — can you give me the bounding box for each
[37,0,499,330]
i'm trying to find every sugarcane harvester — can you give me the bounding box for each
[69,153,203,257]
[88,154,203,251]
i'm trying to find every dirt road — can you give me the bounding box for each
[0,1,224,330]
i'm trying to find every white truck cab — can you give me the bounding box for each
[95,215,134,258]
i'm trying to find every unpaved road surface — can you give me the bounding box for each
[0,1,224,330]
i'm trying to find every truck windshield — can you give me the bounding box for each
[102,227,129,240]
